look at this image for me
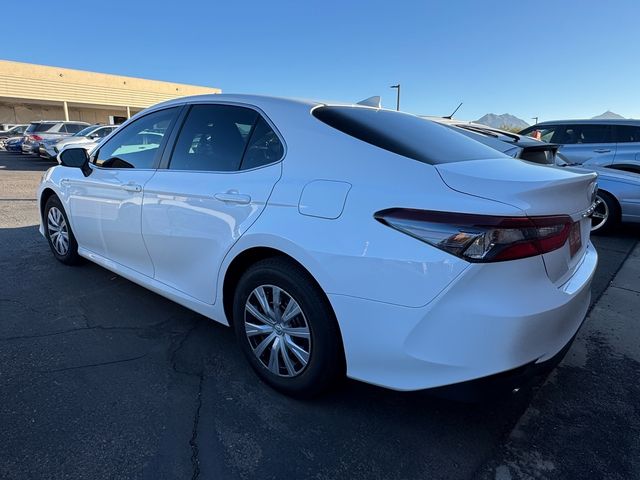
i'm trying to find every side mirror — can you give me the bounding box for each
[59,147,92,177]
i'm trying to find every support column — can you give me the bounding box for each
[63,101,69,121]
[126,106,131,119]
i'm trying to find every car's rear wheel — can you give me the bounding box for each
[591,190,619,234]
[233,257,344,397]
[44,195,81,265]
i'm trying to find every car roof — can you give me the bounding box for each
[151,93,322,112]
[30,120,89,124]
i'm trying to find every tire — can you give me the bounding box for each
[233,257,344,397]
[44,195,81,265]
[591,190,620,235]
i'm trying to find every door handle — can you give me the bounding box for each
[121,183,142,192]
[214,192,252,205]
[594,149,611,153]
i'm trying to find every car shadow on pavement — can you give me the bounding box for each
[1,220,637,480]
[0,222,538,480]
[0,150,54,172]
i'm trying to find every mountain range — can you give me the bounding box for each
[474,110,627,130]
[474,113,529,130]
[591,110,625,120]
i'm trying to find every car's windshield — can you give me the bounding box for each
[313,106,502,165]
[75,126,97,137]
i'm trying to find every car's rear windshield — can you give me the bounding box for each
[312,106,502,165]
[27,122,56,133]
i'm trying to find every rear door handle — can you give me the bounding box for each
[214,192,252,205]
[594,149,611,153]
[121,183,142,192]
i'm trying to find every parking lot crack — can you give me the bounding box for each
[40,353,149,373]
[189,372,204,480]
[169,322,201,377]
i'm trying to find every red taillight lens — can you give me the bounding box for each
[30,134,43,141]
[374,208,572,263]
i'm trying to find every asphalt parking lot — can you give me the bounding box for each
[1,150,638,480]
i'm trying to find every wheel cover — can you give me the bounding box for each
[590,194,609,232]
[244,285,311,377]
[47,207,70,255]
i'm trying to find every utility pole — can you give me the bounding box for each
[531,116,539,125]
[390,84,400,111]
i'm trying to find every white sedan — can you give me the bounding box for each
[37,94,598,397]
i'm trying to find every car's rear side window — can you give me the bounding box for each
[32,123,56,133]
[65,123,86,134]
[614,125,640,143]
[312,106,501,164]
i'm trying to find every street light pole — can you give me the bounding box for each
[390,84,400,111]
[531,116,539,125]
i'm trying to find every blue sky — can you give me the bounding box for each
[2,1,639,124]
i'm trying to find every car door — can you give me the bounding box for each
[142,103,284,304]
[612,124,640,169]
[63,107,181,277]
[553,123,616,165]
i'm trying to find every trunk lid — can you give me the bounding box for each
[435,158,597,284]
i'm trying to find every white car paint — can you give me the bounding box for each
[38,94,598,391]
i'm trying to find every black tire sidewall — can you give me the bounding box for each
[233,258,343,397]
[44,195,80,265]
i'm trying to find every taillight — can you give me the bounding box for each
[30,134,43,141]
[374,208,572,263]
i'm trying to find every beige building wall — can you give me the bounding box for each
[0,60,220,124]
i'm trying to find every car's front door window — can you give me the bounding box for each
[94,108,179,169]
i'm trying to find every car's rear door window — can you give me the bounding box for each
[168,104,259,171]
[313,106,500,164]
[240,116,284,170]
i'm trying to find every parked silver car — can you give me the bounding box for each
[40,124,118,159]
[520,119,640,169]
[22,121,89,154]
[555,158,640,233]
[0,124,28,141]
[438,119,639,233]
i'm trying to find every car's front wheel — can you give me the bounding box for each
[44,194,81,265]
[233,257,344,397]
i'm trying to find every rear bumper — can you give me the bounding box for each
[330,243,597,391]
[427,326,580,401]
